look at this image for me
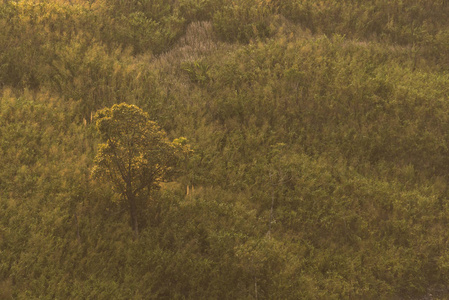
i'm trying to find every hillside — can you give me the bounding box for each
[2,0,449,298]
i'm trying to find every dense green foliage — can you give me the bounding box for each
[2,0,449,298]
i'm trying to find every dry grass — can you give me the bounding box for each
[150,21,234,70]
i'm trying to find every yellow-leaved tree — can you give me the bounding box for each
[92,103,190,236]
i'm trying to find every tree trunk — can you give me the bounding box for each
[127,193,139,237]
[254,275,258,300]
[74,212,81,244]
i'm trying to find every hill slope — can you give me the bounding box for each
[2,0,449,298]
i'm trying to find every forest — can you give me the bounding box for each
[2,0,449,298]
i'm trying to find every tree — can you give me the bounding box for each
[92,103,189,236]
